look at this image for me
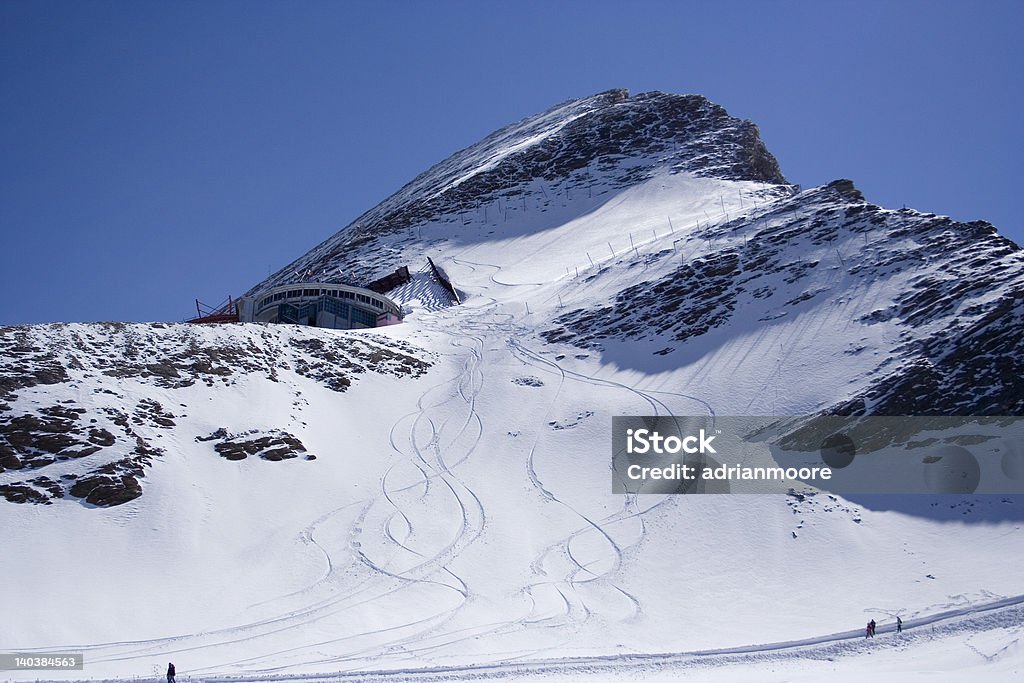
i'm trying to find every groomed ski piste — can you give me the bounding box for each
[3,92,1023,682]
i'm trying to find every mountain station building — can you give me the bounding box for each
[235,282,403,329]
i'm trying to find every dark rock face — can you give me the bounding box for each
[0,328,69,400]
[833,288,1024,415]
[0,406,106,472]
[134,399,176,428]
[540,180,1024,416]
[544,250,745,347]
[0,323,432,506]
[0,323,432,401]
[288,336,430,392]
[426,91,786,194]
[206,430,309,461]
[69,474,142,507]
[89,428,116,447]
[196,427,229,442]
[0,484,50,504]
[246,90,790,295]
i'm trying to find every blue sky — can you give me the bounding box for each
[1,0,1021,324]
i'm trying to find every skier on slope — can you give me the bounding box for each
[897,616,903,633]
[869,619,876,637]
[865,622,872,638]
[166,662,176,683]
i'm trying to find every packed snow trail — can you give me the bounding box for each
[19,594,1024,682]
[192,596,1024,678]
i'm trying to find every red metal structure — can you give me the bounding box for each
[186,296,240,324]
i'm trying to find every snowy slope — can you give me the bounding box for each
[2,90,1023,681]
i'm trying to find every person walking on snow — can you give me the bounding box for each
[869,619,876,637]
[866,622,873,638]
[897,616,903,633]
[167,662,176,683]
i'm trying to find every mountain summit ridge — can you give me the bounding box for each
[246,89,787,295]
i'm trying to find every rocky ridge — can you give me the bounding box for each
[0,323,433,505]
[540,179,1024,415]
[246,89,788,293]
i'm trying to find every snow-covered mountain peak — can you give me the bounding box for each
[4,90,1024,680]
[246,89,788,294]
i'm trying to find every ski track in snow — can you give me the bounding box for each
[506,336,717,641]
[397,257,720,659]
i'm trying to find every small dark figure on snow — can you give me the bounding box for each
[167,662,176,683]
[897,616,902,633]
[869,619,876,637]
[866,622,873,638]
